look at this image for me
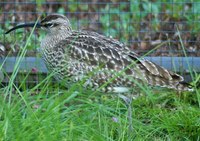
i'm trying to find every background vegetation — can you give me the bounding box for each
[1,0,200,56]
[0,0,200,140]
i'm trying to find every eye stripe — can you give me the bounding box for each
[43,23,59,28]
[53,23,59,26]
[44,23,53,27]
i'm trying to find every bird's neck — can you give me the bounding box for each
[41,30,72,51]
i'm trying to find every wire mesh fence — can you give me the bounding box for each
[0,0,200,85]
[1,1,200,56]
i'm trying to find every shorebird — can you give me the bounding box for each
[5,14,193,131]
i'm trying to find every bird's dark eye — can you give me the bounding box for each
[43,23,59,28]
[44,23,53,27]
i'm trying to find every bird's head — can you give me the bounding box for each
[40,14,72,34]
[5,14,72,35]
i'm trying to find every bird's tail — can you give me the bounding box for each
[175,82,194,92]
[145,73,194,92]
[136,58,194,92]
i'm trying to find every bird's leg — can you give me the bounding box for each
[118,94,133,133]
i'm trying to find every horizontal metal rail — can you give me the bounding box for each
[0,57,199,73]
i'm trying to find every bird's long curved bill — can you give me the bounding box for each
[5,23,41,34]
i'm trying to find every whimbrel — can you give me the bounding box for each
[5,14,193,131]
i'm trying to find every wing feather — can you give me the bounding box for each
[58,30,184,87]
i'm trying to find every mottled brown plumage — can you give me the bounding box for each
[6,14,193,93]
[5,14,193,132]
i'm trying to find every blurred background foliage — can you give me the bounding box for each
[1,0,200,57]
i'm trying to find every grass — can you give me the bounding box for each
[0,80,199,140]
[1,21,200,141]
